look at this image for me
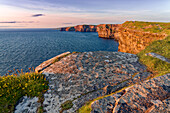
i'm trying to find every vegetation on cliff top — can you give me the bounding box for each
[137,36,170,76]
[0,72,49,113]
[123,21,170,76]
[123,21,170,34]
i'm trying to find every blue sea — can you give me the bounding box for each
[0,29,118,76]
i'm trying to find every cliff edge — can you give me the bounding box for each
[60,25,97,32]
[60,21,168,54]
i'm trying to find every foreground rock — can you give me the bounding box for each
[15,96,40,113]
[41,51,151,112]
[91,74,170,113]
[35,52,71,73]
[146,52,170,63]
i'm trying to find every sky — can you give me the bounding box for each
[0,0,170,28]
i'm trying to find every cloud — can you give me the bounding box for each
[0,21,36,23]
[32,14,44,17]
[0,21,17,23]
[62,23,73,25]
[0,26,25,27]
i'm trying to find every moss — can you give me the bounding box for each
[52,53,72,64]
[60,100,73,112]
[78,85,132,113]
[78,101,92,113]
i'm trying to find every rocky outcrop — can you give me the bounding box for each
[145,52,170,63]
[91,74,170,113]
[16,51,169,113]
[36,51,152,112]
[96,24,166,54]
[96,24,122,38]
[60,25,97,32]
[59,22,167,54]
[35,52,71,73]
[15,96,40,113]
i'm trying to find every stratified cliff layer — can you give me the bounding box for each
[60,25,97,32]
[97,22,166,54]
[60,21,169,54]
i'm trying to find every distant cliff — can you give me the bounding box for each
[59,21,167,54]
[60,25,97,32]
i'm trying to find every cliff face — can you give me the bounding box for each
[60,25,97,32]
[96,24,166,54]
[59,22,167,54]
[60,27,75,31]
[96,24,122,38]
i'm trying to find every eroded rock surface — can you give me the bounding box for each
[59,22,166,54]
[146,52,170,63]
[97,24,166,54]
[15,96,40,113]
[91,74,170,113]
[42,51,151,112]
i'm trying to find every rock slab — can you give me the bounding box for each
[91,74,170,113]
[42,51,151,113]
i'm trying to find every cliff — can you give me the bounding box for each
[60,21,168,54]
[96,22,166,54]
[1,21,169,113]
[60,25,97,32]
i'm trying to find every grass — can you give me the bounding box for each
[137,36,170,76]
[60,100,73,113]
[122,21,170,33]
[0,72,49,113]
[78,85,131,113]
[123,21,170,76]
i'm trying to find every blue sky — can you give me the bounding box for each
[0,0,169,28]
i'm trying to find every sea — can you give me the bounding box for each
[0,28,118,76]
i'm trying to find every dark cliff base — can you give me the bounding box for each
[59,25,97,32]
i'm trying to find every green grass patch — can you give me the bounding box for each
[123,21,170,34]
[137,36,170,76]
[60,100,73,113]
[122,21,170,76]
[0,73,49,113]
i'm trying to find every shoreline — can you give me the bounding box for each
[1,21,169,113]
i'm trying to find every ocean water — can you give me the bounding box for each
[0,29,118,76]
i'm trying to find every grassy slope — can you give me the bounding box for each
[0,73,49,113]
[137,36,170,76]
[78,21,170,113]
[123,21,170,76]
[122,21,170,33]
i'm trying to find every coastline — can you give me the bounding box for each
[1,21,169,113]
